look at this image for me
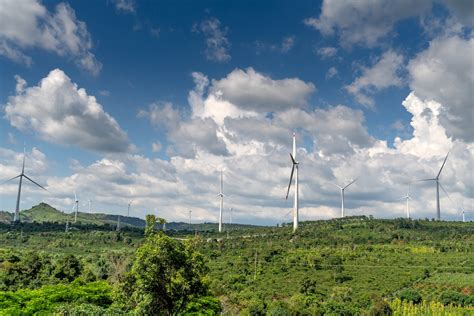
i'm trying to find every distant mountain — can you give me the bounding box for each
[0,203,260,231]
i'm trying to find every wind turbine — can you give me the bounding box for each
[285,132,299,232]
[331,179,358,218]
[461,205,466,223]
[217,169,224,233]
[229,207,233,225]
[188,209,192,226]
[2,147,47,223]
[73,190,79,223]
[116,214,121,232]
[127,201,132,216]
[416,152,449,220]
[88,199,92,213]
[401,184,412,219]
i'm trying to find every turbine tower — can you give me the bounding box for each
[217,169,224,233]
[402,184,412,219]
[332,179,358,218]
[1,147,47,223]
[73,191,79,223]
[88,199,92,213]
[188,209,192,226]
[127,201,132,216]
[461,206,465,223]
[286,132,299,232]
[417,152,449,220]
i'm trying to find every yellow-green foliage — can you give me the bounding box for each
[390,298,472,316]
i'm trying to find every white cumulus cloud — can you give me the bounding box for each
[0,0,102,75]
[4,69,130,153]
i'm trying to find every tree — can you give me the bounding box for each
[115,229,214,315]
[53,254,82,282]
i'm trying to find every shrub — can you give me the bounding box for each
[399,288,422,304]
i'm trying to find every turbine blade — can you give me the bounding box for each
[74,190,77,201]
[437,151,449,178]
[1,174,21,185]
[21,147,26,173]
[285,164,295,200]
[23,174,48,191]
[439,182,454,205]
[343,178,358,190]
[330,182,342,190]
[289,153,296,164]
[415,178,436,182]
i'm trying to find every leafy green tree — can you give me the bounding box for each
[144,214,157,237]
[53,254,83,282]
[115,230,214,315]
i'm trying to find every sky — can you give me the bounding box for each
[0,0,473,225]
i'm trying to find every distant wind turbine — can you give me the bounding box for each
[88,199,92,213]
[188,209,192,226]
[401,184,412,219]
[285,132,299,232]
[1,147,48,223]
[72,190,79,223]
[127,201,132,216]
[217,169,224,233]
[461,205,466,223]
[416,152,449,220]
[331,179,358,218]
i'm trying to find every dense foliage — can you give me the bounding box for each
[0,215,472,314]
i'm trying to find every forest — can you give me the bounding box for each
[0,212,473,315]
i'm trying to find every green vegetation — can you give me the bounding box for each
[0,206,472,315]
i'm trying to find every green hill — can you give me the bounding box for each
[1,203,259,232]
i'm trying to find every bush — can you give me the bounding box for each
[399,288,422,304]
[439,290,466,306]
[369,299,392,315]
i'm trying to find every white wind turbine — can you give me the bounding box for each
[216,169,224,233]
[2,147,47,223]
[331,179,358,218]
[401,183,412,219]
[72,190,79,223]
[88,199,92,213]
[416,152,449,221]
[127,201,132,216]
[461,205,466,223]
[285,132,299,232]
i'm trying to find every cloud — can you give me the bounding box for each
[408,35,474,142]
[2,68,472,224]
[150,27,160,38]
[441,0,474,26]
[209,67,316,112]
[346,50,404,108]
[280,36,295,53]
[138,101,229,158]
[326,67,338,79]
[316,46,337,59]
[304,0,432,47]
[4,69,130,153]
[151,142,162,153]
[193,17,231,62]
[0,0,102,75]
[111,0,136,14]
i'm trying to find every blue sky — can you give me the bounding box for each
[0,0,472,224]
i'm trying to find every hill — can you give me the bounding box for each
[0,203,259,232]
